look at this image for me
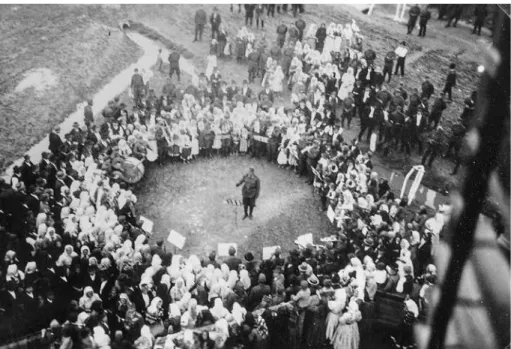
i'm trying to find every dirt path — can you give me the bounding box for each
[1,31,198,181]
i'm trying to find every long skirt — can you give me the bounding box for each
[277,149,288,165]
[191,139,199,156]
[332,322,359,349]
[240,138,248,153]
[325,312,340,342]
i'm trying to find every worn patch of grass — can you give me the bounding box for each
[0,5,143,170]
[135,156,336,258]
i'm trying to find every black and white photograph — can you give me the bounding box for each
[0,2,509,349]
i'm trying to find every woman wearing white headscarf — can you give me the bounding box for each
[270,65,285,100]
[134,325,154,349]
[239,269,252,291]
[305,24,318,50]
[324,23,336,54]
[79,286,102,313]
[337,67,355,100]
[170,277,187,302]
[332,300,362,349]
[325,288,347,342]
[227,270,239,290]
[145,297,164,326]
[210,298,229,320]
[181,298,205,329]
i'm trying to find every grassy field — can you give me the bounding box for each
[134,156,336,259]
[0,4,143,170]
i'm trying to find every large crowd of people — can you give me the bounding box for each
[0,5,464,349]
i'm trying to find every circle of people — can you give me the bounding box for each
[0,12,454,349]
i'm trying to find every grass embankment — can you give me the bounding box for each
[0,4,143,170]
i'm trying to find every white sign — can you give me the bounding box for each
[327,205,335,223]
[218,243,238,257]
[294,233,313,248]
[167,229,186,249]
[140,216,154,234]
[262,246,280,260]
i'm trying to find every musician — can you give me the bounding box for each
[155,120,168,167]
[236,167,260,220]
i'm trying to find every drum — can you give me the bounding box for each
[122,157,145,184]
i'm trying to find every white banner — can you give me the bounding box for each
[167,229,186,249]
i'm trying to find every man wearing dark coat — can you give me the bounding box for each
[130,68,145,107]
[20,155,36,188]
[473,5,487,36]
[236,167,261,220]
[418,7,431,37]
[194,7,207,42]
[245,4,255,27]
[407,4,421,34]
[276,21,288,48]
[49,126,63,157]
[445,4,463,28]
[315,23,327,53]
[210,7,222,39]
[295,18,306,42]
[168,52,181,82]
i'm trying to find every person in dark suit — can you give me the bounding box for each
[168,52,181,82]
[236,167,261,220]
[49,126,63,156]
[472,5,487,36]
[194,6,207,42]
[130,68,145,108]
[26,185,40,216]
[407,4,421,34]
[240,80,253,102]
[84,99,94,125]
[442,63,457,101]
[245,4,255,27]
[445,4,463,28]
[150,238,166,259]
[210,7,221,39]
[53,171,67,202]
[418,7,431,37]
[20,155,36,188]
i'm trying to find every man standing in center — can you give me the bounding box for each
[236,167,261,220]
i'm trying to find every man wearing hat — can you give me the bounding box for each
[394,42,408,77]
[236,167,260,220]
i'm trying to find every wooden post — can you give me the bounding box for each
[394,4,402,21]
[400,4,407,21]
[367,4,375,16]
